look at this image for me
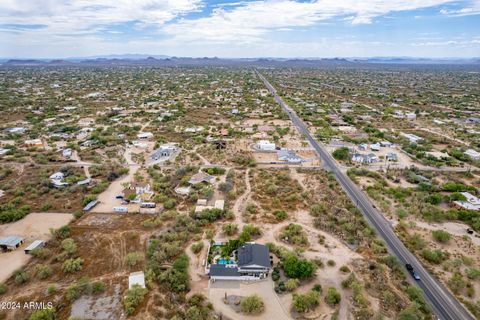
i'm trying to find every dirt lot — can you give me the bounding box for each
[0,212,73,282]
[209,278,291,320]
[0,212,155,320]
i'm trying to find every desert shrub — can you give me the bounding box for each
[92,281,106,293]
[312,284,322,292]
[35,264,53,279]
[285,278,299,291]
[448,272,466,294]
[124,284,148,315]
[327,260,336,267]
[0,202,30,223]
[241,294,264,315]
[51,225,71,239]
[29,308,55,320]
[62,238,77,255]
[66,283,81,301]
[30,247,51,260]
[14,269,29,284]
[191,241,204,254]
[339,265,350,273]
[466,268,480,280]
[325,287,341,306]
[47,284,57,295]
[272,267,281,281]
[280,224,309,247]
[292,290,320,313]
[421,249,448,264]
[432,230,451,243]
[222,223,238,236]
[164,198,176,209]
[194,208,223,221]
[405,285,431,315]
[125,252,145,267]
[159,254,189,292]
[0,283,6,294]
[274,210,288,221]
[62,258,84,273]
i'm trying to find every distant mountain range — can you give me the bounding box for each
[1,55,479,67]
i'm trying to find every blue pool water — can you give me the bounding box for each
[217,258,235,265]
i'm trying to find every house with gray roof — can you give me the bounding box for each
[208,243,271,281]
[277,150,303,163]
[150,144,177,161]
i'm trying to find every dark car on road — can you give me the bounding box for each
[406,264,420,280]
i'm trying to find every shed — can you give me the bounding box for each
[128,271,146,289]
[83,200,98,212]
[24,240,45,254]
[0,235,24,251]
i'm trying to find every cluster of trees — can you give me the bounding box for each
[194,208,224,222]
[332,147,350,161]
[221,224,261,257]
[268,243,316,280]
[0,201,30,223]
[204,167,225,175]
[124,284,148,316]
[159,254,190,293]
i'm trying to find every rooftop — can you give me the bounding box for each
[237,243,270,268]
[0,235,24,247]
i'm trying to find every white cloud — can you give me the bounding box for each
[163,0,457,43]
[0,0,478,58]
[0,0,203,34]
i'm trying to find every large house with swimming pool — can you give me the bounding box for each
[207,242,271,281]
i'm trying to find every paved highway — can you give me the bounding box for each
[256,70,475,320]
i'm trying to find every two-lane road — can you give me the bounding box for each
[256,70,474,320]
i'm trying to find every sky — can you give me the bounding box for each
[0,0,479,58]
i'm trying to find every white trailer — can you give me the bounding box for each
[113,206,128,213]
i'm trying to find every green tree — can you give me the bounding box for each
[283,254,316,279]
[332,147,350,161]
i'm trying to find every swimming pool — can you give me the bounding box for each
[217,258,235,265]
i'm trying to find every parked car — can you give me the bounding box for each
[116,195,124,199]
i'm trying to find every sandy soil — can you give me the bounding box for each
[92,145,140,213]
[186,238,210,298]
[209,278,291,320]
[414,220,480,246]
[232,169,251,229]
[0,212,73,283]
